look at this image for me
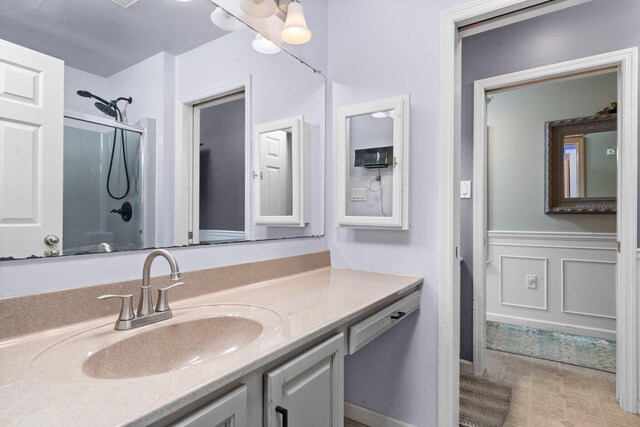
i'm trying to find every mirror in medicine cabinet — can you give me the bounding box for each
[336,95,410,229]
[253,116,309,227]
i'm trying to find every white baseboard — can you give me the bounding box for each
[487,313,616,341]
[344,402,416,427]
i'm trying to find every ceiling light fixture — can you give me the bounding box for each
[252,34,281,55]
[372,111,392,119]
[240,0,276,18]
[210,7,245,32]
[281,0,312,44]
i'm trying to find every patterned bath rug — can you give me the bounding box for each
[460,373,512,427]
[486,321,616,373]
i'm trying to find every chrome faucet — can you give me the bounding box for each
[98,249,185,330]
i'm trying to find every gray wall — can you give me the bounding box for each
[460,0,640,361]
[487,72,617,232]
[199,97,245,232]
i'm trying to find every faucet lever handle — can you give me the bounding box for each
[98,294,135,321]
[156,282,185,313]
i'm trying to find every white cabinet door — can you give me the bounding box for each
[0,38,64,258]
[173,385,248,427]
[265,334,344,427]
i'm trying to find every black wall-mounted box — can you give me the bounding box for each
[354,146,393,169]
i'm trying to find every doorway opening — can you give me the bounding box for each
[476,70,618,374]
[438,1,638,424]
[191,91,247,244]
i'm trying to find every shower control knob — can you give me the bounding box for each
[44,234,60,246]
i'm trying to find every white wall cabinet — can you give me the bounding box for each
[265,334,345,427]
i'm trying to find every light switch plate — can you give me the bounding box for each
[460,180,472,199]
[526,274,537,289]
[351,188,367,202]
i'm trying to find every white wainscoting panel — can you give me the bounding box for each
[562,259,616,319]
[487,231,616,340]
[499,255,547,310]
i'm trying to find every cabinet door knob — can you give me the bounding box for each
[275,406,289,427]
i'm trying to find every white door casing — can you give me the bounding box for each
[0,39,64,258]
[471,49,637,411]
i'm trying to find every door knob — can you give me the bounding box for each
[44,234,60,246]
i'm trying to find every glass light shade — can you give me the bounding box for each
[252,34,281,55]
[239,0,276,18]
[281,1,312,44]
[210,7,245,32]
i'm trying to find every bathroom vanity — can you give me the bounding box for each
[0,266,421,426]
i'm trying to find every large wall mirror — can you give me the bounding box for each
[0,0,325,260]
[544,114,617,214]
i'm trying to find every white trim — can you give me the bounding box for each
[486,313,616,341]
[561,258,617,319]
[252,116,309,227]
[439,1,639,423]
[198,229,245,243]
[487,230,617,242]
[344,402,416,427]
[470,48,638,413]
[64,110,145,133]
[175,77,252,247]
[498,255,548,310]
[458,0,592,37]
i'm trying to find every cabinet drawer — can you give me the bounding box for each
[349,290,420,354]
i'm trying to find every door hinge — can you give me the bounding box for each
[617,240,621,253]
[188,231,193,240]
[455,246,459,258]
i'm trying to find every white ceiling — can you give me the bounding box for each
[0,0,235,77]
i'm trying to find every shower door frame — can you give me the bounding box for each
[63,110,148,250]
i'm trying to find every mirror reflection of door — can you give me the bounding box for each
[259,129,293,216]
[195,92,246,244]
[562,130,617,199]
[563,135,585,198]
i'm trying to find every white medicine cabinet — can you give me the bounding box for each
[336,94,410,229]
[253,116,309,227]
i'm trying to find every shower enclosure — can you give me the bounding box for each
[63,113,145,255]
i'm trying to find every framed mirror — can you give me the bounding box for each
[544,114,617,214]
[0,1,325,260]
[336,94,410,229]
[253,116,309,227]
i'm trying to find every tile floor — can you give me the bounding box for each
[485,349,640,427]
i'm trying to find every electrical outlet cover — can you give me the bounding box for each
[526,274,537,289]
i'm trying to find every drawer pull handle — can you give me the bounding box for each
[276,406,289,427]
[391,311,406,320]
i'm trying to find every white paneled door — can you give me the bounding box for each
[0,39,64,258]
[259,130,291,216]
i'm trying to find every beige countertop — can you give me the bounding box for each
[0,267,422,426]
